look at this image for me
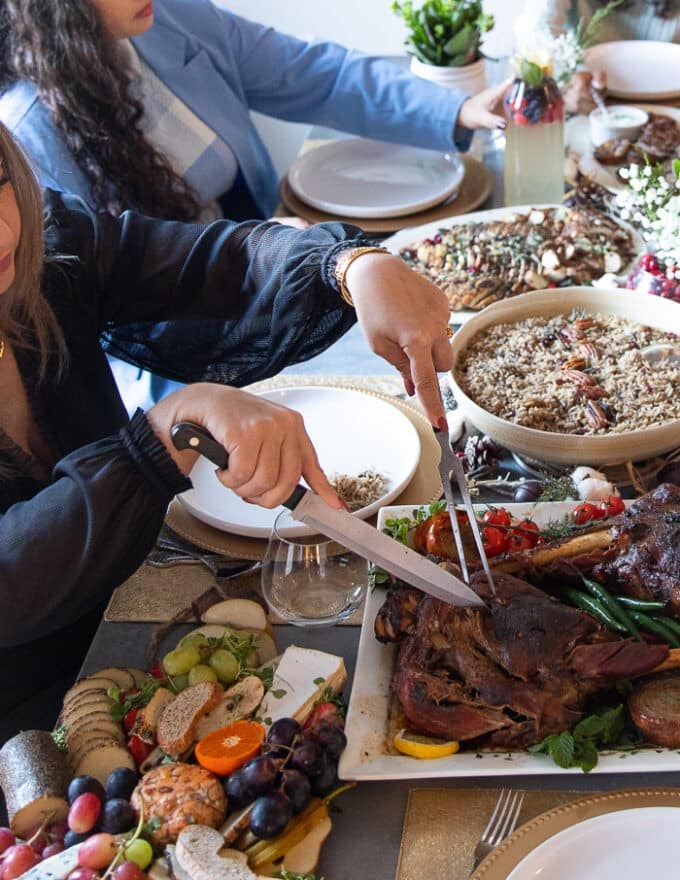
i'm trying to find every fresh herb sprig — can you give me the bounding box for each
[528,704,629,772]
[109,675,165,723]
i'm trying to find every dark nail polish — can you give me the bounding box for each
[438,416,448,432]
[404,377,416,397]
[496,120,506,130]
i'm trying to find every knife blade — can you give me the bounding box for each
[172,422,486,608]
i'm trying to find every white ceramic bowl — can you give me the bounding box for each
[589,105,649,147]
[449,287,680,466]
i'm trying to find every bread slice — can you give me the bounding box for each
[176,826,262,880]
[195,677,264,741]
[131,687,175,744]
[90,667,136,690]
[62,676,119,707]
[157,683,223,757]
[74,739,136,783]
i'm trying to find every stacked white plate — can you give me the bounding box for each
[287,138,465,219]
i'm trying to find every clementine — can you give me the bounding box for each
[195,719,266,775]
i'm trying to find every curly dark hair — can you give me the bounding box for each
[0,0,202,219]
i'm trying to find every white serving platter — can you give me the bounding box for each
[565,104,680,192]
[177,386,421,539]
[383,204,642,323]
[339,500,679,781]
[585,41,680,101]
[287,138,465,219]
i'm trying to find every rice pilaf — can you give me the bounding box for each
[455,311,680,435]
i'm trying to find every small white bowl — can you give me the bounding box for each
[589,105,649,147]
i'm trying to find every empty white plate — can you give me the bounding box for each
[287,138,465,219]
[585,41,680,100]
[507,807,680,880]
[177,386,421,538]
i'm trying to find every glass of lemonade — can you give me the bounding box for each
[503,67,564,206]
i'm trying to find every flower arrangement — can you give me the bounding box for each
[391,0,494,67]
[514,0,623,87]
[617,159,680,301]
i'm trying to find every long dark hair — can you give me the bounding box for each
[0,0,202,219]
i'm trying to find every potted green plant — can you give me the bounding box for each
[392,0,494,93]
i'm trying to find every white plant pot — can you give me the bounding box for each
[410,55,487,95]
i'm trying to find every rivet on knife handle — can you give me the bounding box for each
[171,422,305,510]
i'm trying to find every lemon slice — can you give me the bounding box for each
[393,729,460,759]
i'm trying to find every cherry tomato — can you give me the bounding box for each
[481,507,512,528]
[507,531,533,551]
[127,736,153,767]
[482,526,508,558]
[572,502,607,525]
[123,708,139,735]
[509,519,541,549]
[150,663,165,680]
[601,495,625,517]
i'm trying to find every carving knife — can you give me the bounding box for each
[172,422,486,608]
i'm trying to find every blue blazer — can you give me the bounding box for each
[0,0,470,217]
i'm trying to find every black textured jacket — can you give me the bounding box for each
[0,191,363,694]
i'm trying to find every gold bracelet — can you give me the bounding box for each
[333,245,390,307]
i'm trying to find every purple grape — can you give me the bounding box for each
[308,722,347,759]
[64,829,91,849]
[290,741,325,777]
[99,799,136,834]
[280,769,311,815]
[240,756,282,797]
[105,767,138,801]
[223,770,256,808]
[266,717,300,748]
[310,758,338,797]
[67,775,106,806]
[249,792,292,840]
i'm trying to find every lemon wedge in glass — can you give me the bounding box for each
[393,729,460,759]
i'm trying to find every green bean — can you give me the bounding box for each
[629,612,680,648]
[615,596,668,611]
[581,577,641,641]
[650,614,680,639]
[562,588,628,633]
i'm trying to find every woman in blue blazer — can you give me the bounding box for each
[0,0,505,221]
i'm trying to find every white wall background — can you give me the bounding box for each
[212,0,521,177]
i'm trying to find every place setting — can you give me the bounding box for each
[105,383,444,626]
[279,137,494,232]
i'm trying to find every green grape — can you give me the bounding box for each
[179,633,210,651]
[162,646,200,676]
[124,838,153,870]
[170,672,189,691]
[188,664,218,685]
[208,648,239,684]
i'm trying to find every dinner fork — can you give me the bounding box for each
[472,789,525,870]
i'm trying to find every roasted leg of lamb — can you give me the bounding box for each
[384,572,668,749]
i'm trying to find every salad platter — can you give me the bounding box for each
[340,497,680,781]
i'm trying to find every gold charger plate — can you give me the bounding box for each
[165,386,442,559]
[472,788,680,879]
[279,154,493,233]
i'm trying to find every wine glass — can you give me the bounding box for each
[261,511,367,627]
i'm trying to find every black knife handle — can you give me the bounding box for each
[171,421,306,511]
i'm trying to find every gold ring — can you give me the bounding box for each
[446,326,454,339]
